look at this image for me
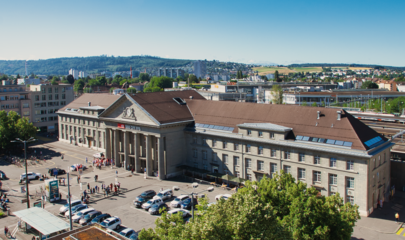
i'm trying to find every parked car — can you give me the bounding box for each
[72,208,95,223]
[100,217,121,230]
[91,213,111,224]
[142,198,164,211]
[0,170,7,180]
[181,198,197,210]
[133,198,148,208]
[153,189,173,201]
[215,194,232,201]
[65,204,87,217]
[20,172,41,180]
[119,228,136,238]
[79,211,102,225]
[69,164,87,172]
[135,190,156,201]
[170,195,189,208]
[48,168,66,176]
[167,209,191,218]
[148,203,168,215]
[59,200,82,214]
[129,233,139,240]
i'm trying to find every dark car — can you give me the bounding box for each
[0,170,7,180]
[48,168,66,176]
[136,190,156,201]
[181,198,197,210]
[133,197,148,208]
[80,211,102,225]
[91,213,111,224]
[148,203,168,215]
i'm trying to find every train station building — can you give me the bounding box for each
[57,90,394,217]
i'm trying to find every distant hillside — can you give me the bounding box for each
[0,56,193,75]
[287,63,405,71]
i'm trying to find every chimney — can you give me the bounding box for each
[190,96,193,99]
[337,111,341,120]
[88,102,91,107]
[317,111,320,119]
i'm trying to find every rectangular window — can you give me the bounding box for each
[192,137,197,144]
[346,160,354,170]
[223,141,227,149]
[346,196,354,205]
[235,171,240,178]
[313,171,321,183]
[245,158,251,168]
[246,145,251,153]
[284,151,290,159]
[298,168,306,180]
[257,161,264,171]
[258,146,263,155]
[48,95,52,100]
[42,95,46,100]
[234,143,239,151]
[247,130,252,136]
[55,87,58,93]
[202,151,207,160]
[346,177,354,189]
[258,131,263,137]
[41,88,45,93]
[299,153,305,162]
[270,132,275,139]
[329,174,337,185]
[314,156,320,165]
[23,103,29,108]
[270,163,277,178]
[193,149,197,158]
[271,149,276,157]
[202,139,207,146]
[233,156,239,166]
[55,94,59,100]
[330,158,337,167]
[48,88,52,93]
[212,140,216,147]
[62,87,65,93]
[223,154,228,164]
[247,174,252,181]
[23,111,29,116]
[35,95,39,101]
[283,165,291,174]
[212,152,217,161]
[62,94,66,99]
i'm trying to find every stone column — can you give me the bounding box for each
[114,129,119,167]
[146,135,152,176]
[105,129,111,159]
[158,137,165,180]
[123,131,129,170]
[134,133,140,173]
[96,130,100,150]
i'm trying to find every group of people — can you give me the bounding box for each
[79,181,121,203]
[0,193,9,211]
[91,157,114,170]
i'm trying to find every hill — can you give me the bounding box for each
[287,63,405,71]
[0,56,193,75]
[253,66,323,75]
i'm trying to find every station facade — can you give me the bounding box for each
[57,90,393,217]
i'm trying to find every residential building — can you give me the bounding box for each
[69,69,79,79]
[157,68,185,78]
[57,90,392,217]
[17,78,40,85]
[194,61,207,78]
[0,85,31,119]
[377,80,397,91]
[79,71,87,78]
[30,84,74,132]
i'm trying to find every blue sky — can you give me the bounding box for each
[0,0,404,66]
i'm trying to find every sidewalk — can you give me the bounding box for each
[355,193,405,234]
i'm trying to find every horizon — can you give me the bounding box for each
[1,0,404,66]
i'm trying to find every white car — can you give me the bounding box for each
[170,195,189,208]
[64,204,88,217]
[20,172,41,180]
[142,198,163,211]
[215,194,232,201]
[72,208,95,223]
[153,189,173,201]
[119,228,136,238]
[100,217,121,230]
[59,200,82,214]
[167,209,191,218]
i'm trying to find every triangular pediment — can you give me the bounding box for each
[99,94,159,126]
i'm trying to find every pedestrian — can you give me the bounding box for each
[396,212,399,223]
[77,176,79,184]
[4,226,8,238]
[87,183,90,190]
[59,193,62,200]
[81,196,84,202]
[103,189,106,197]
[131,168,134,175]
[18,219,21,230]
[86,157,88,163]
[118,182,120,191]
[92,187,95,194]
[380,199,383,208]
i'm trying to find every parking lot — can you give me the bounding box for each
[0,140,233,238]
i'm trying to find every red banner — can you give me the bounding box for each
[117,123,125,129]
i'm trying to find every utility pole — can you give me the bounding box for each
[67,172,73,230]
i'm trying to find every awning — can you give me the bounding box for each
[14,207,70,236]
[222,174,233,181]
[176,165,209,174]
[207,172,223,178]
[230,176,246,184]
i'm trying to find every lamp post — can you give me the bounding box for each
[11,137,36,208]
[173,183,214,221]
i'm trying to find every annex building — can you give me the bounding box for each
[57,90,393,217]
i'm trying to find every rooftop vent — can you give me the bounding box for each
[190,96,193,99]
[337,111,341,120]
[173,97,186,105]
[88,102,91,106]
[317,111,320,119]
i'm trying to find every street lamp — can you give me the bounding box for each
[172,183,214,221]
[11,137,36,209]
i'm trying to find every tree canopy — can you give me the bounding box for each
[144,76,174,92]
[67,75,74,84]
[361,81,378,89]
[271,85,283,104]
[0,110,38,149]
[139,172,360,240]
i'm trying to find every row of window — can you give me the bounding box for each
[39,87,65,94]
[291,166,355,188]
[35,94,65,101]
[1,104,19,109]
[0,95,27,101]
[62,116,100,127]
[0,87,24,92]
[34,101,66,108]
[35,109,59,115]
[192,148,355,171]
[35,116,57,122]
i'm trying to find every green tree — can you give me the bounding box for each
[361,81,378,89]
[302,101,308,106]
[0,110,37,149]
[97,76,107,86]
[149,76,174,89]
[73,79,85,92]
[275,70,281,82]
[51,79,58,85]
[189,74,198,83]
[127,87,137,93]
[83,87,93,93]
[139,73,151,81]
[67,75,74,84]
[271,85,283,104]
[311,102,317,107]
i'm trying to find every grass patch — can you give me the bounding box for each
[292,67,323,72]
[253,67,295,75]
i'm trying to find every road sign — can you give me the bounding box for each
[33,201,42,208]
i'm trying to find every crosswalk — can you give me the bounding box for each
[396,228,405,236]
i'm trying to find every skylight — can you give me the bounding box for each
[173,97,186,105]
[195,123,234,132]
[364,136,385,148]
[295,135,352,148]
